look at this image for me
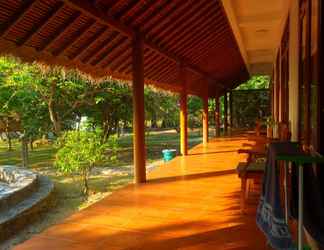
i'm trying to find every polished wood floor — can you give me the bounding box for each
[14,134,270,250]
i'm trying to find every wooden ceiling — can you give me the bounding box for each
[0,0,249,97]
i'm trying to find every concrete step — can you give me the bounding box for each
[0,175,55,241]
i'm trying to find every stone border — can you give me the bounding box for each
[0,166,55,242]
[0,166,38,211]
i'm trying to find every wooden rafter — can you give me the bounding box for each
[126,49,157,75]
[150,66,173,83]
[118,61,132,73]
[134,0,173,29]
[148,0,193,41]
[192,38,229,66]
[128,0,160,26]
[174,24,228,57]
[18,2,64,46]
[191,36,229,65]
[72,27,107,60]
[192,41,227,67]
[173,16,227,55]
[100,1,122,13]
[165,8,222,53]
[87,31,121,65]
[54,19,96,56]
[151,59,176,79]
[99,38,130,68]
[39,11,81,51]
[142,52,163,73]
[178,26,228,61]
[141,0,181,34]
[155,66,177,83]
[145,58,170,79]
[93,36,128,66]
[0,0,249,96]
[63,0,217,82]
[155,0,212,45]
[110,49,132,71]
[113,0,140,20]
[0,0,37,37]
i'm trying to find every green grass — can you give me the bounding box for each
[0,130,202,168]
[0,129,203,247]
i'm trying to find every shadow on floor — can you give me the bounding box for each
[148,169,236,185]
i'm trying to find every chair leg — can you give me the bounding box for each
[245,179,250,200]
[241,178,247,213]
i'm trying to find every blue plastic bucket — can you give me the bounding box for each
[162,149,176,162]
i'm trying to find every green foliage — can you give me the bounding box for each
[235,75,270,90]
[0,56,50,139]
[106,134,119,162]
[144,88,179,128]
[232,90,270,128]
[188,96,202,129]
[55,130,106,196]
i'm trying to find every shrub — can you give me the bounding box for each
[55,130,106,196]
[106,134,119,162]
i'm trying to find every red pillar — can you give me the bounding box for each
[179,67,188,155]
[132,32,146,183]
[180,91,188,156]
[215,96,220,137]
[203,94,209,145]
[229,91,233,129]
[224,92,228,134]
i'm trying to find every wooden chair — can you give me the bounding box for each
[237,122,291,213]
[237,149,266,213]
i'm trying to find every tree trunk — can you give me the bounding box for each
[151,113,158,128]
[48,80,61,135]
[7,132,12,151]
[115,120,121,138]
[21,137,28,168]
[29,138,34,151]
[82,168,89,197]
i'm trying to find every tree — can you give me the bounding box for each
[188,96,203,130]
[235,75,270,90]
[86,81,132,142]
[0,56,50,156]
[55,130,106,196]
[144,88,179,129]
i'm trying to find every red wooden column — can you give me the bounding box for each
[132,32,146,183]
[215,96,220,137]
[203,93,209,145]
[224,92,228,134]
[179,67,188,156]
[229,91,233,129]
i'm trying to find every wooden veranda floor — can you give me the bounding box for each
[14,134,270,250]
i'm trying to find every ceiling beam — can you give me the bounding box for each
[154,0,211,45]
[63,0,217,82]
[171,14,226,56]
[0,0,37,37]
[40,11,81,51]
[70,26,107,60]
[220,0,250,74]
[54,19,96,56]
[112,0,140,20]
[18,2,64,46]
[87,31,121,65]
[150,1,208,42]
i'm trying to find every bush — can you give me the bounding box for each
[106,134,119,162]
[55,130,106,196]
